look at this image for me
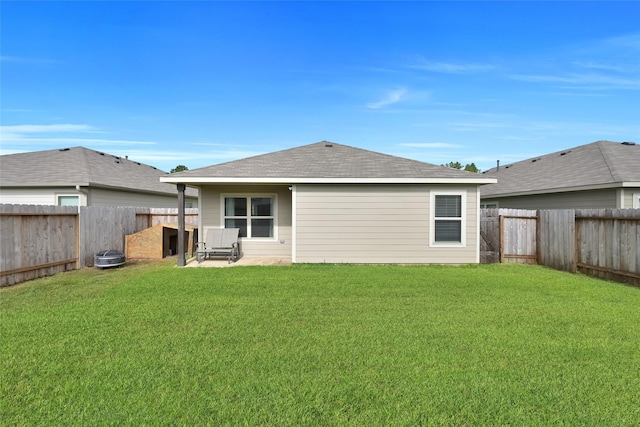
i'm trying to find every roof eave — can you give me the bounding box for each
[160,176,498,185]
[0,182,91,188]
[482,181,635,198]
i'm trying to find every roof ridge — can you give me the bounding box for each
[595,141,617,182]
[77,146,95,183]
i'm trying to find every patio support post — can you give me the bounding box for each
[177,183,186,267]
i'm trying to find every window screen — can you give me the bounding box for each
[434,195,462,243]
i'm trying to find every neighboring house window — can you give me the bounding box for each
[634,193,640,209]
[57,195,79,206]
[223,195,276,239]
[186,201,194,208]
[481,203,497,209]
[431,191,466,246]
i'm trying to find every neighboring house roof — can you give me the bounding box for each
[481,140,640,197]
[0,146,197,196]
[162,141,496,184]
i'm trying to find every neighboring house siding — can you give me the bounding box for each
[0,187,84,205]
[89,187,195,208]
[482,188,618,210]
[622,188,640,209]
[200,185,292,258]
[295,184,478,264]
[0,187,195,208]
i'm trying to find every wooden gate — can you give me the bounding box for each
[480,212,499,263]
[500,213,538,264]
[481,209,538,264]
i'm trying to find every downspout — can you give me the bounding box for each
[75,185,89,206]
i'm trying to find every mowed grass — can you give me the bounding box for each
[2,261,639,426]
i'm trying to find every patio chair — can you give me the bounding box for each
[196,228,240,263]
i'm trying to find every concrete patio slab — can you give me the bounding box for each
[185,256,291,268]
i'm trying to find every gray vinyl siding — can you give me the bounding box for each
[482,188,618,210]
[0,187,85,205]
[295,184,479,264]
[89,188,197,208]
[199,185,292,258]
[0,187,196,208]
[621,188,640,209]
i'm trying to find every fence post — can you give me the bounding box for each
[177,184,186,267]
[573,211,579,273]
[499,215,504,263]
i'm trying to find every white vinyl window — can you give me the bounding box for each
[634,193,640,209]
[430,191,466,246]
[57,195,79,206]
[223,195,276,239]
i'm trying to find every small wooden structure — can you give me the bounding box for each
[125,223,197,260]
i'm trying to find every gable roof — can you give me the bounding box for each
[0,146,196,196]
[481,140,640,197]
[162,141,496,185]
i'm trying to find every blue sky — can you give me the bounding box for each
[1,1,639,172]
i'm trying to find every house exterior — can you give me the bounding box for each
[0,146,198,207]
[161,141,496,264]
[480,141,640,210]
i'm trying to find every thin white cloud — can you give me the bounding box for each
[449,122,510,131]
[0,123,156,150]
[366,88,408,109]
[594,32,640,52]
[116,148,265,171]
[0,124,97,134]
[572,61,625,73]
[509,72,640,90]
[409,59,495,74]
[399,142,459,148]
[0,55,58,65]
[4,137,156,146]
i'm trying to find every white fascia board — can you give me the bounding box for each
[622,181,640,187]
[482,182,628,198]
[0,182,91,188]
[160,176,498,185]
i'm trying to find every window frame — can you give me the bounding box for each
[56,194,80,206]
[430,190,467,247]
[221,194,277,240]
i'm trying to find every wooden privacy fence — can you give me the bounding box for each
[482,208,640,287]
[481,209,538,264]
[1,205,198,287]
[573,209,640,286]
[1,205,79,287]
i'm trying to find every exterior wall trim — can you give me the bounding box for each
[162,177,496,185]
[291,185,297,263]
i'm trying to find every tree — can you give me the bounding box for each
[442,161,463,170]
[442,161,480,173]
[464,163,479,173]
[171,165,189,173]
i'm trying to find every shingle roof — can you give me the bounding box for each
[481,140,640,197]
[168,141,493,183]
[0,146,195,196]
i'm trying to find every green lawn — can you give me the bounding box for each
[2,261,639,425]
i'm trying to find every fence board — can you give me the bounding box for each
[538,209,575,272]
[1,205,78,286]
[2,205,200,285]
[79,206,140,267]
[575,208,640,286]
[480,209,500,263]
[500,210,537,264]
